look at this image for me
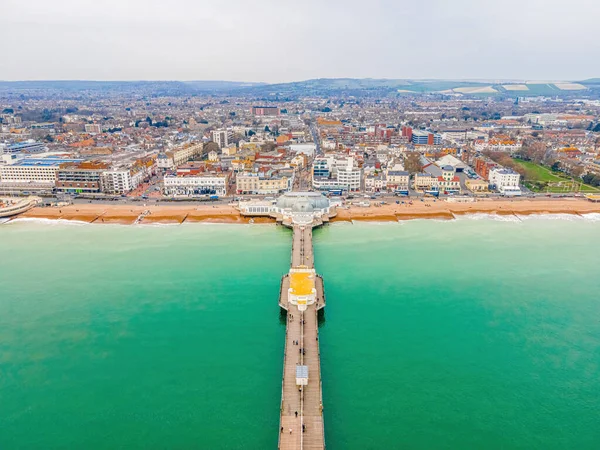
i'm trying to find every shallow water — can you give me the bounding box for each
[1,218,599,449]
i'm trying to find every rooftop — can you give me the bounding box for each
[276,192,330,212]
[16,158,83,167]
[289,269,315,296]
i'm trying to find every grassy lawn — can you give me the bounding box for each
[514,158,600,193]
[513,159,566,182]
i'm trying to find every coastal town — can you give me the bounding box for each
[3,81,600,222]
[4,0,600,446]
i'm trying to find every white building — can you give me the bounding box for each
[163,173,228,196]
[0,156,82,191]
[157,152,173,170]
[274,192,333,225]
[311,156,361,192]
[474,139,522,153]
[102,168,144,194]
[335,157,362,191]
[489,168,521,195]
[289,143,316,157]
[211,129,233,149]
[172,143,203,166]
[157,143,203,170]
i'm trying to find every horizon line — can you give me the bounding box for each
[0,77,598,84]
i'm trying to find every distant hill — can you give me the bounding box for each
[234,78,597,97]
[228,78,499,97]
[182,80,267,91]
[0,78,597,98]
[579,78,600,85]
[0,80,265,96]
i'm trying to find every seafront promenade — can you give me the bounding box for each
[12,197,600,225]
[278,224,325,450]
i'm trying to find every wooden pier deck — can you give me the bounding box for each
[278,225,325,450]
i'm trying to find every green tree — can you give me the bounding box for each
[41,108,53,121]
[261,142,277,152]
[203,141,220,155]
[404,152,423,174]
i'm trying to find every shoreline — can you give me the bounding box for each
[5,199,600,225]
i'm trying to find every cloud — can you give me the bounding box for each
[1,0,598,82]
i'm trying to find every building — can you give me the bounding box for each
[435,154,468,172]
[31,122,56,131]
[290,154,307,169]
[474,157,497,180]
[158,143,204,170]
[289,144,316,157]
[84,124,102,134]
[584,160,600,177]
[3,142,47,154]
[412,130,441,145]
[238,191,336,226]
[489,168,521,195]
[173,143,203,166]
[55,161,110,193]
[312,158,331,178]
[0,156,82,192]
[335,157,362,191]
[437,165,461,194]
[287,266,317,312]
[211,130,233,149]
[387,170,410,192]
[274,192,334,225]
[251,106,280,116]
[413,173,438,191]
[312,156,361,192]
[474,138,522,153]
[365,173,387,192]
[236,172,290,195]
[157,152,172,170]
[222,145,237,156]
[441,129,468,142]
[465,179,489,193]
[163,172,229,197]
[102,168,143,194]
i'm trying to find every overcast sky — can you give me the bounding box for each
[1,0,599,82]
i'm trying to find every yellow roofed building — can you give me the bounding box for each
[288,265,317,312]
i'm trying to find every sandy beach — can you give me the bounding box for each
[334,198,600,222]
[10,198,600,225]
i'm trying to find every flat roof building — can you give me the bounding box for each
[288,265,317,312]
[55,161,110,194]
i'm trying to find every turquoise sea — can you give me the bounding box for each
[1,216,600,449]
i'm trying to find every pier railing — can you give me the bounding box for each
[315,306,326,448]
[278,287,288,450]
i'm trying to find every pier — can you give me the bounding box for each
[278,224,325,450]
[237,192,335,449]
